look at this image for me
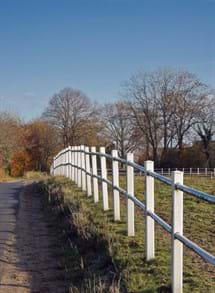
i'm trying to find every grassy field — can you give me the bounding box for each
[40,175,215,292]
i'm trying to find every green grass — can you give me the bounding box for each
[41,175,215,293]
[39,177,123,292]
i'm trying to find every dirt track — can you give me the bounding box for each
[0,181,67,293]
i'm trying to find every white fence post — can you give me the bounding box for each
[61,150,64,176]
[59,152,61,175]
[74,147,78,184]
[64,150,67,177]
[81,145,86,191]
[100,147,109,211]
[171,171,183,293]
[85,146,92,197]
[77,146,82,188]
[67,148,69,177]
[91,147,99,203]
[145,160,155,260]
[127,153,135,236]
[73,147,76,180]
[71,146,75,181]
[63,151,65,176]
[59,153,62,175]
[67,147,70,178]
[58,153,62,175]
[75,147,77,180]
[65,148,68,177]
[59,155,61,175]
[112,150,120,221]
[68,146,72,179]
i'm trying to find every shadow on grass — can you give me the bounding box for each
[37,178,126,293]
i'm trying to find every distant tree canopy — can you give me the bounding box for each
[1,68,215,177]
[42,87,101,147]
[101,100,142,158]
[0,112,23,172]
[121,69,212,166]
[23,120,59,172]
[9,120,59,176]
[0,115,59,176]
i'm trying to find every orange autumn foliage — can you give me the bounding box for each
[11,150,32,177]
[24,120,59,171]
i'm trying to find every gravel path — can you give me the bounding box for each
[0,181,67,293]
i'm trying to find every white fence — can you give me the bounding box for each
[155,168,215,178]
[92,167,215,177]
[50,145,215,293]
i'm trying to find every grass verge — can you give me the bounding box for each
[39,175,215,293]
[38,177,124,293]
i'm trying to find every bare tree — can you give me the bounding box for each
[42,88,96,147]
[101,101,141,158]
[194,95,215,167]
[122,69,208,164]
[172,71,208,151]
[122,69,176,162]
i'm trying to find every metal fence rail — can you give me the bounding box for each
[50,145,215,293]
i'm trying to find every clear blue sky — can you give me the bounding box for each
[0,0,214,120]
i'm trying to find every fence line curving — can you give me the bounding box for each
[50,145,215,293]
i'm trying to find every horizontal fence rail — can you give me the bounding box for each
[50,145,215,293]
[155,167,215,177]
[82,167,215,178]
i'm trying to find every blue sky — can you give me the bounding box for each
[0,0,214,120]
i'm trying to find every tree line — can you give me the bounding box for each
[0,68,215,177]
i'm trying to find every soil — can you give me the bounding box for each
[0,181,67,293]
